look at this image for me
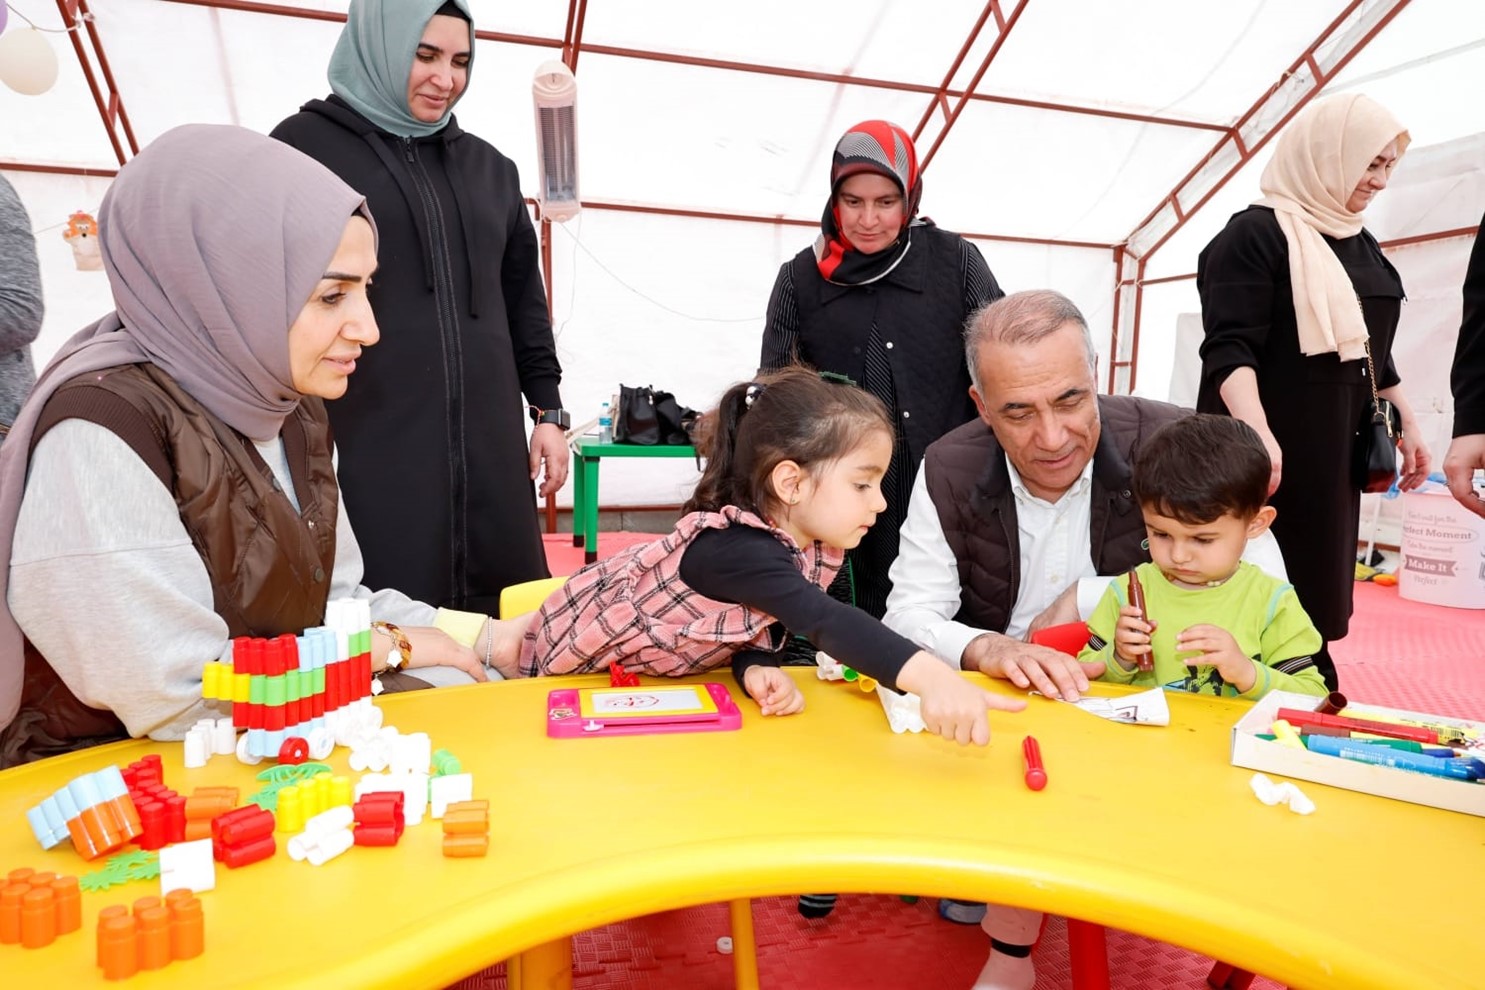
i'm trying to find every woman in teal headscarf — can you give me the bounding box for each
[273,0,568,621]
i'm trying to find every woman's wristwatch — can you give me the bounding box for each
[529,406,571,430]
[372,620,412,672]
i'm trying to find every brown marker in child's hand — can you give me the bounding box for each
[1126,567,1154,672]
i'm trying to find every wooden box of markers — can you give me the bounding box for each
[1230,690,1485,817]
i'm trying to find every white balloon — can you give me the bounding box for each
[0,28,59,97]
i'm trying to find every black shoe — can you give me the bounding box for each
[798,893,837,919]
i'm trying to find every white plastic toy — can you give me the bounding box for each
[876,685,926,734]
[1249,772,1316,815]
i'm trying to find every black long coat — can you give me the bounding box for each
[1197,206,1404,642]
[273,97,559,614]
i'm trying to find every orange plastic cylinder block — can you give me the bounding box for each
[7,868,35,884]
[50,875,82,934]
[26,870,57,887]
[78,804,124,859]
[20,886,57,948]
[96,905,128,966]
[168,896,205,960]
[98,914,139,980]
[442,833,490,858]
[183,791,236,821]
[445,799,489,816]
[0,883,25,944]
[135,904,172,970]
[441,811,490,835]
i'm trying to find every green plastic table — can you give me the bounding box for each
[570,438,697,563]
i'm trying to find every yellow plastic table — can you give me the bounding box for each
[569,438,696,563]
[2,672,1482,989]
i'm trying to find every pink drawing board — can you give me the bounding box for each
[546,682,742,737]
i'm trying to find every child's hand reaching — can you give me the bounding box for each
[1175,624,1256,693]
[1112,605,1154,670]
[897,652,1026,746]
[743,666,806,717]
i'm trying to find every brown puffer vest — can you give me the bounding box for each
[923,395,1189,635]
[0,363,338,766]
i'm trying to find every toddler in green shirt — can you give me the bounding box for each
[1079,414,1327,698]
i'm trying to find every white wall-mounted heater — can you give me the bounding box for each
[532,60,580,222]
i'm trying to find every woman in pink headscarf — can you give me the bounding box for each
[0,125,493,767]
[1197,93,1431,694]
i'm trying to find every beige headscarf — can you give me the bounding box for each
[1256,93,1409,361]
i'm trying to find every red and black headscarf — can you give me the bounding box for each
[813,119,924,286]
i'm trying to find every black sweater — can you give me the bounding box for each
[272,97,560,613]
[676,526,917,695]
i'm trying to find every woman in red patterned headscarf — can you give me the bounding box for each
[762,120,1005,622]
[761,121,1005,924]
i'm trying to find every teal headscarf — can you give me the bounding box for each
[328,0,475,138]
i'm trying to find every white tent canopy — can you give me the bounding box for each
[3,0,1482,508]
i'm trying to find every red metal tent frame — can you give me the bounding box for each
[9,0,1473,405]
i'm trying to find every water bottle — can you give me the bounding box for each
[598,401,612,444]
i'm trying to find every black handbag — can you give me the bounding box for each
[614,384,698,445]
[1354,340,1401,494]
[652,389,699,445]
[614,384,661,445]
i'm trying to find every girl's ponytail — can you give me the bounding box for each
[683,380,751,514]
[681,367,892,519]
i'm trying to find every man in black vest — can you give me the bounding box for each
[888,290,1287,687]
[884,289,1287,987]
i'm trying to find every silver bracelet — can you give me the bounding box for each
[482,617,494,672]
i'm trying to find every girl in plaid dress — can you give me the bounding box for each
[489,367,1026,746]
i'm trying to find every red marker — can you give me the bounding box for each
[1022,735,1047,791]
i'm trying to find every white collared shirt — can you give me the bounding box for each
[883,455,1289,667]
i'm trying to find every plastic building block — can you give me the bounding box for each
[389,732,431,776]
[95,890,205,980]
[277,736,310,765]
[136,904,171,970]
[431,748,462,776]
[876,685,927,734]
[355,772,430,826]
[210,806,276,868]
[814,651,846,681]
[441,799,490,858]
[814,651,876,691]
[203,599,379,765]
[429,773,473,819]
[351,792,405,847]
[98,912,138,980]
[168,893,204,960]
[0,883,22,943]
[26,767,143,859]
[246,760,331,813]
[1248,772,1316,815]
[157,839,215,894]
[80,851,160,893]
[287,806,354,866]
[52,875,82,934]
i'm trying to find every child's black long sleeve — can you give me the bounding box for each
[678,526,917,695]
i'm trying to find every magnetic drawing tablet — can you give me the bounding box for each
[547,682,742,737]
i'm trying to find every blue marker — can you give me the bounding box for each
[1306,734,1483,781]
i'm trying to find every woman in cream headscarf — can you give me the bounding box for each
[0,125,494,767]
[1195,93,1430,692]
